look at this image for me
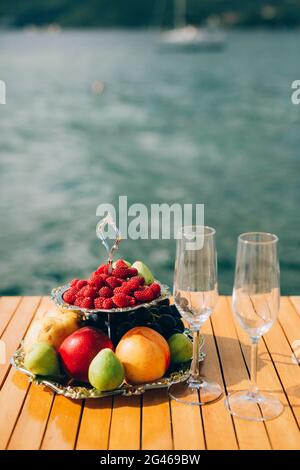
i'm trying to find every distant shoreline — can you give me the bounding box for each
[2,0,300,31]
[1,26,300,32]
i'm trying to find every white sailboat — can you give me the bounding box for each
[160,0,225,51]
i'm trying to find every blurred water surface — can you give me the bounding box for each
[0,30,299,295]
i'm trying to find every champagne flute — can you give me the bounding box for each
[225,232,283,421]
[169,225,222,406]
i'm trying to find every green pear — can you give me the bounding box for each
[168,333,193,364]
[132,261,154,285]
[24,342,60,376]
[88,348,124,392]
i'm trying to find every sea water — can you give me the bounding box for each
[0,30,299,295]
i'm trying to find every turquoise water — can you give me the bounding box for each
[0,30,299,295]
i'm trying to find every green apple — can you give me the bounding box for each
[88,348,124,392]
[168,333,193,364]
[131,261,154,285]
[24,342,60,376]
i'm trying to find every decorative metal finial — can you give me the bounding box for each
[96,213,122,274]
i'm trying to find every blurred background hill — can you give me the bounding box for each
[1,0,300,28]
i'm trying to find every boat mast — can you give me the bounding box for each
[174,0,186,28]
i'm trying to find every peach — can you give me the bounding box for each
[115,326,170,384]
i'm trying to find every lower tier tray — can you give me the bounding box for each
[11,332,205,399]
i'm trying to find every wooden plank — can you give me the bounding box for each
[211,297,272,450]
[201,318,238,450]
[0,296,41,388]
[6,297,84,450]
[285,298,300,370]
[170,299,230,450]
[7,383,55,450]
[41,395,83,450]
[142,389,173,450]
[229,297,300,449]
[0,368,30,449]
[76,397,113,450]
[290,297,300,317]
[1,297,55,449]
[0,296,46,449]
[0,297,21,336]
[170,391,205,450]
[169,299,205,450]
[109,396,141,450]
[169,298,209,450]
[279,297,300,351]
[262,297,300,427]
[170,316,238,450]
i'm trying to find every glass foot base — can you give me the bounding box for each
[169,379,223,406]
[225,390,284,421]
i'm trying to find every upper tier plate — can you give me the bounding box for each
[51,281,171,317]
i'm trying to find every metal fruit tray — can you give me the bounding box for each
[11,333,205,399]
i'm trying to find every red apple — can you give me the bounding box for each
[58,327,113,382]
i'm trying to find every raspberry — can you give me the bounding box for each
[112,267,130,279]
[70,278,79,287]
[80,297,94,309]
[90,271,101,282]
[99,273,109,281]
[96,264,110,274]
[63,289,76,305]
[114,260,129,269]
[127,296,137,306]
[126,276,145,291]
[69,286,79,296]
[127,267,138,277]
[102,298,115,309]
[88,274,105,290]
[94,297,105,309]
[106,276,123,289]
[113,286,123,295]
[150,283,161,297]
[77,286,88,297]
[76,279,88,289]
[116,282,132,295]
[99,286,113,298]
[134,287,154,303]
[74,296,84,307]
[81,286,98,299]
[112,293,130,308]
[115,276,144,296]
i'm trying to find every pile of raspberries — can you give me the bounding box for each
[62,260,161,310]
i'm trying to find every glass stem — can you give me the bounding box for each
[190,329,201,382]
[249,338,259,396]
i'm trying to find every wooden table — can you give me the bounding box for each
[0,295,300,450]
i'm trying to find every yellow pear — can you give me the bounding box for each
[24,309,80,352]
